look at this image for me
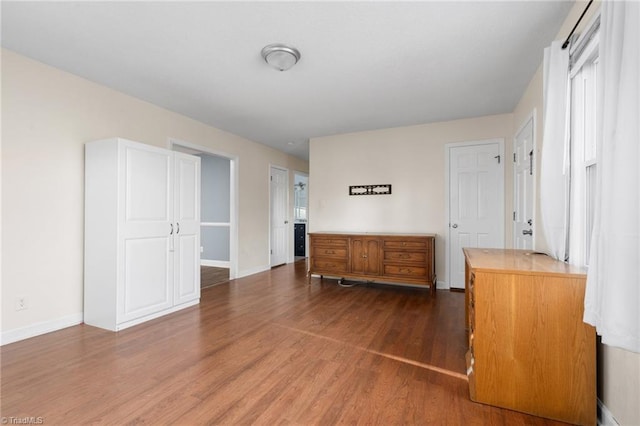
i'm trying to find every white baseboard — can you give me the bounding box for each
[236,264,270,279]
[201,259,230,268]
[1,313,84,346]
[436,280,447,289]
[598,399,619,426]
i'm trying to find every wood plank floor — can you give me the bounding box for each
[201,266,230,288]
[1,260,567,425]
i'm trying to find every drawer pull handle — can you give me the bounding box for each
[399,254,410,259]
[325,250,335,254]
[400,268,412,273]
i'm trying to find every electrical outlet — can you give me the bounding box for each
[15,297,27,311]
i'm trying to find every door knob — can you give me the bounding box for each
[522,229,533,235]
[284,220,289,224]
[452,224,458,229]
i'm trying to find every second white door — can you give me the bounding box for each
[514,115,535,249]
[270,166,288,267]
[448,141,504,289]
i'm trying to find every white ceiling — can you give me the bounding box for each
[1,1,574,161]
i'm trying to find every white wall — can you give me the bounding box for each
[512,1,640,424]
[309,113,514,287]
[0,49,308,341]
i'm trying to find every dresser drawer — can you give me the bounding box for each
[311,259,348,274]
[383,250,426,263]
[383,264,427,279]
[312,237,349,247]
[313,247,348,259]
[383,239,428,250]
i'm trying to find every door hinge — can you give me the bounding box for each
[270,249,273,254]
[513,153,516,162]
[513,211,516,221]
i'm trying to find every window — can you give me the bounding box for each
[568,22,599,266]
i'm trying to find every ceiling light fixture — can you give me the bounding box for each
[261,44,301,71]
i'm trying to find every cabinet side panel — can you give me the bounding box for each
[473,270,595,425]
[84,139,119,331]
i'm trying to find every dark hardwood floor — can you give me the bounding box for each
[1,260,567,425]
[201,266,230,288]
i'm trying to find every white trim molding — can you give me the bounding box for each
[598,399,620,426]
[201,260,231,268]
[1,313,83,346]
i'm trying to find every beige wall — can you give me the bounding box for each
[1,49,308,338]
[513,1,640,424]
[309,113,514,287]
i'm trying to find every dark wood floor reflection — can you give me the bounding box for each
[1,260,567,424]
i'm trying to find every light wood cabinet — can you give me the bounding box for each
[464,248,596,425]
[309,233,436,293]
[84,138,201,332]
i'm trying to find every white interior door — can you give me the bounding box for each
[119,143,173,322]
[270,166,288,267]
[514,115,535,249]
[448,141,504,289]
[174,152,201,305]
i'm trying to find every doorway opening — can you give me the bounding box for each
[293,172,309,261]
[170,139,238,285]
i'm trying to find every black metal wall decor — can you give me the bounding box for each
[349,184,392,196]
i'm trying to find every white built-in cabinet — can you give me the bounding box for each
[84,138,201,331]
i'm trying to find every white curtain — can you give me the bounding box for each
[539,40,571,261]
[584,1,640,353]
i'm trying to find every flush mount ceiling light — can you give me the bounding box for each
[261,44,301,71]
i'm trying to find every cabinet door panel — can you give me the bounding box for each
[366,239,380,275]
[174,153,201,305]
[175,234,198,303]
[351,239,365,274]
[351,238,379,275]
[119,143,174,323]
[121,237,172,322]
[124,146,171,223]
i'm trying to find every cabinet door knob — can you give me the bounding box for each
[170,224,174,235]
[177,222,180,234]
[452,224,458,229]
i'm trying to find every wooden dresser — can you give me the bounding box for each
[308,232,436,293]
[464,248,596,425]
